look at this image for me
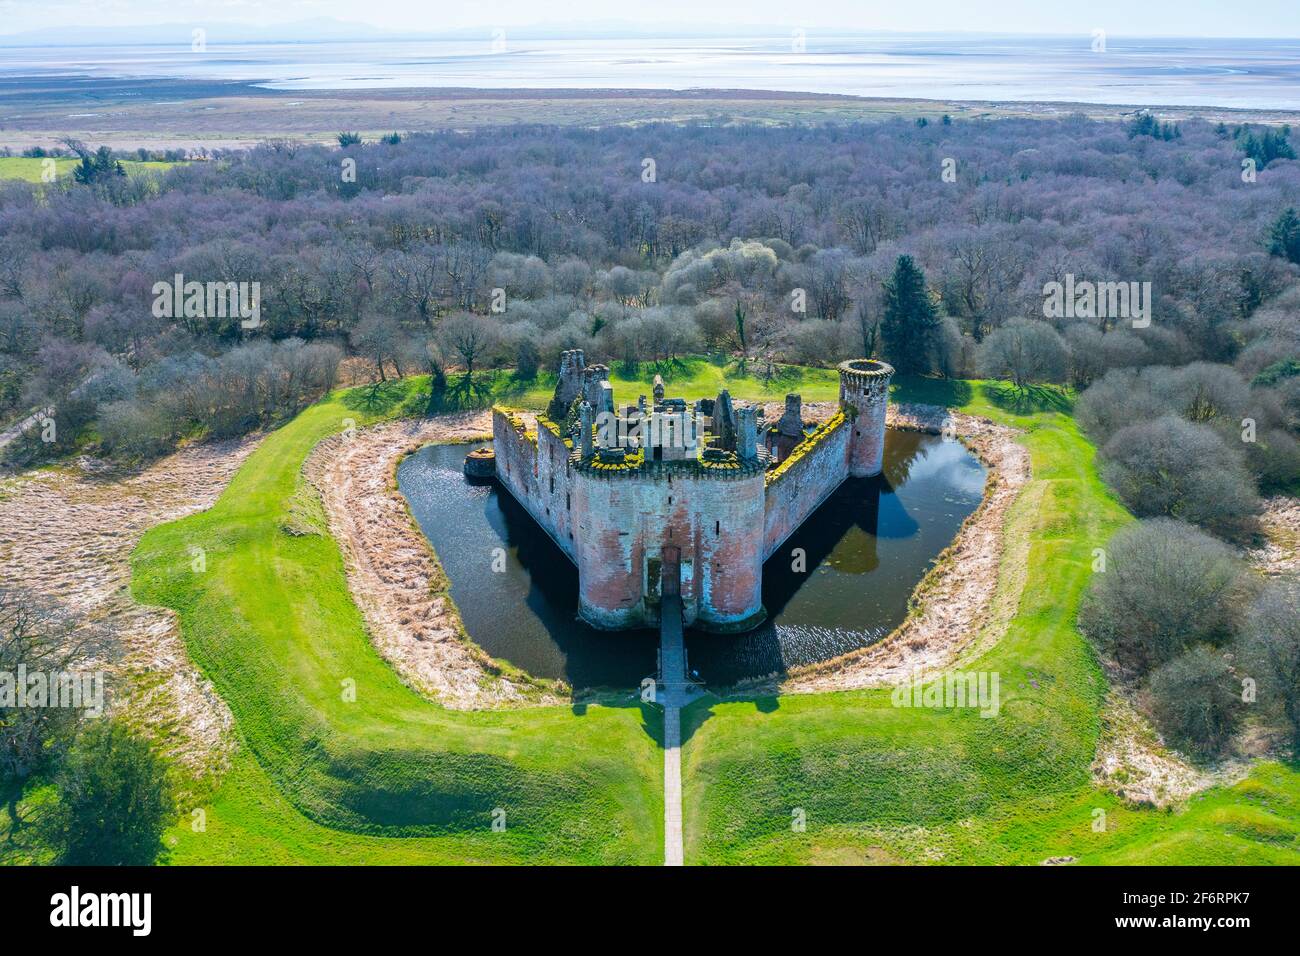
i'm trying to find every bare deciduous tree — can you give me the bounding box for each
[1,588,114,831]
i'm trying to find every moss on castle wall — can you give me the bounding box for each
[494,405,538,446]
[589,448,646,472]
[765,411,847,487]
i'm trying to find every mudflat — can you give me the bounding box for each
[3,80,1297,152]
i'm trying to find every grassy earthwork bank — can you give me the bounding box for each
[133,376,662,864]
[680,376,1300,864]
[124,366,1298,864]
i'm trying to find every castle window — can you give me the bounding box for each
[566,493,571,510]
[668,496,673,505]
[550,476,555,494]
[715,520,720,536]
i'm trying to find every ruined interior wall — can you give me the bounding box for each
[762,416,850,561]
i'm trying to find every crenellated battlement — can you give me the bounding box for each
[483,351,891,631]
[838,359,895,478]
[571,447,768,480]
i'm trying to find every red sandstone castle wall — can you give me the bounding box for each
[762,416,850,561]
[683,472,766,629]
[491,410,577,563]
[841,371,891,478]
[493,408,766,630]
[848,396,887,477]
[572,469,766,630]
[535,425,578,558]
[491,361,891,633]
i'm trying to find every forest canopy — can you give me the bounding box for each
[0,115,1296,470]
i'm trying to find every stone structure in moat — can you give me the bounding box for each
[490,353,893,631]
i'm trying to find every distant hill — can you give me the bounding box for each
[0,17,390,47]
[0,17,818,47]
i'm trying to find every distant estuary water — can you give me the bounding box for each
[397,429,985,691]
[4,35,1300,109]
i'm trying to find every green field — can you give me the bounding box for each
[128,371,1300,864]
[0,157,182,182]
[6,365,1296,864]
[132,377,662,864]
[680,376,1300,865]
[473,356,842,410]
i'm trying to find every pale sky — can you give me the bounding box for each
[0,0,1298,38]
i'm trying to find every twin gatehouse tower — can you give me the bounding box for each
[489,352,893,632]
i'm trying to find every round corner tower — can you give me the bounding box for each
[838,359,894,478]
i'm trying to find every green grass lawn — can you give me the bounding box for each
[0,157,183,182]
[131,362,837,864]
[680,376,1300,864]
[130,377,662,864]
[478,355,841,410]
[8,364,1294,865]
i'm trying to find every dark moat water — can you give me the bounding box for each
[396,430,985,691]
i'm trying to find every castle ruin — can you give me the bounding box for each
[490,353,894,631]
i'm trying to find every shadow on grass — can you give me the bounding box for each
[626,357,693,382]
[483,370,548,403]
[679,696,715,746]
[753,362,822,391]
[984,382,1075,416]
[891,376,1073,415]
[340,378,418,417]
[426,373,499,413]
[671,691,781,746]
[606,694,678,750]
[889,375,974,408]
[629,691,734,749]
[0,776,48,865]
[341,372,526,417]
